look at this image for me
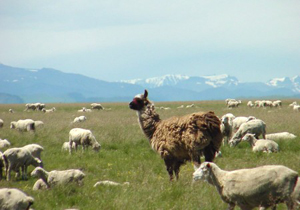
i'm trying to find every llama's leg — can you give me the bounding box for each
[173,161,182,180]
[192,154,201,170]
[164,159,174,181]
[203,143,216,162]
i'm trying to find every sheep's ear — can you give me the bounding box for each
[144,90,148,99]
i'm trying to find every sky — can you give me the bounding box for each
[0,1,300,83]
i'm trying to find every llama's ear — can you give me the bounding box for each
[144,89,148,98]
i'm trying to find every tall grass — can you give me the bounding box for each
[0,100,299,210]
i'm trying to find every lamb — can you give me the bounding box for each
[242,133,279,153]
[229,119,266,147]
[220,113,235,145]
[31,167,85,188]
[129,90,223,181]
[93,180,130,187]
[232,116,256,133]
[69,128,101,154]
[0,188,34,210]
[61,141,76,151]
[0,119,3,128]
[32,178,48,191]
[266,132,297,141]
[0,139,11,149]
[72,116,87,123]
[10,119,35,132]
[2,147,43,181]
[91,103,104,110]
[193,162,298,210]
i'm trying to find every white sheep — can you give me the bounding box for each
[232,116,256,133]
[266,132,297,141]
[247,101,254,107]
[2,147,43,181]
[77,107,87,112]
[272,100,282,107]
[0,119,3,128]
[177,105,184,109]
[61,141,76,151]
[42,107,56,113]
[242,133,279,153]
[32,178,48,191]
[10,119,35,132]
[220,113,235,145]
[31,166,85,188]
[0,139,11,149]
[229,119,266,147]
[293,104,300,111]
[9,108,14,113]
[94,180,130,187]
[289,101,297,107]
[0,188,34,210]
[193,162,298,210]
[72,116,87,123]
[91,103,104,110]
[69,128,101,154]
[186,104,195,108]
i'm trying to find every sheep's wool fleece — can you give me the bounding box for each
[150,111,222,159]
[213,165,298,207]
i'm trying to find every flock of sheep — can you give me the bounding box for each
[0,94,299,209]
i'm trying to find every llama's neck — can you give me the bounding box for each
[137,104,161,140]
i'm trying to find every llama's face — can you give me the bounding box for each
[129,90,149,111]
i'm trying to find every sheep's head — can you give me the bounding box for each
[10,122,16,129]
[242,133,255,142]
[229,137,241,147]
[92,142,101,152]
[193,162,212,182]
[129,90,151,111]
[31,166,44,178]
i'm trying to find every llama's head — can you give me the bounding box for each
[129,90,151,111]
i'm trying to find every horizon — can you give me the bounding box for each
[1,1,300,83]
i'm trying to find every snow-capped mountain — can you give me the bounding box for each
[267,76,300,93]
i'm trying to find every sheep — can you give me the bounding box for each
[220,113,235,145]
[193,162,298,210]
[289,101,297,107]
[94,180,130,187]
[177,105,184,109]
[247,101,254,107]
[2,147,43,181]
[0,139,11,149]
[232,116,256,133]
[293,104,300,111]
[32,178,48,191]
[186,104,195,108]
[42,107,56,113]
[22,144,44,159]
[34,120,44,128]
[229,119,266,147]
[272,100,282,108]
[287,177,300,209]
[72,116,87,123]
[242,133,279,153]
[266,132,297,141]
[129,90,223,181]
[61,141,76,151]
[69,128,101,154]
[8,108,14,113]
[24,103,37,111]
[0,119,3,128]
[0,188,34,210]
[227,100,240,108]
[10,119,35,132]
[91,103,104,110]
[31,167,85,188]
[77,107,92,112]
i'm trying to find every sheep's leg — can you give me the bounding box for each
[21,165,26,180]
[6,167,11,181]
[164,159,174,181]
[69,141,73,154]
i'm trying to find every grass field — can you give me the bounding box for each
[0,99,299,210]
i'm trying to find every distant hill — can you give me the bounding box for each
[0,63,299,103]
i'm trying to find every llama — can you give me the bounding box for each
[129,90,223,181]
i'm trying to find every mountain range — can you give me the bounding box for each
[0,63,299,103]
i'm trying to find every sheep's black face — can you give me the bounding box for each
[129,97,145,111]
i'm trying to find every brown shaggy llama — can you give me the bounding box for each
[129,90,223,181]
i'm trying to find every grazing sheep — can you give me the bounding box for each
[34,120,44,128]
[31,167,85,188]
[247,101,254,107]
[177,105,184,109]
[227,100,241,108]
[193,162,298,210]
[293,104,300,111]
[0,139,11,149]
[242,133,279,153]
[266,132,297,141]
[10,119,35,132]
[61,142,76,151]
[0,188,34,210]
[232,116,256,133]
[91,103,104,110]
[8,108,14,113]
[94,180,130,187]
[32,178,48,191]
[72,116,87,123]
[186,104,195,108]
[42,107,56,113]
[289,101,297,107]
[69,128,101,154]
[220,113,235,145]
[229,119,266,147]
[272,100,282,108]
[22,144,44,159]
[129,90,223,181]
[2,147,43,181]
[0,119,3,128]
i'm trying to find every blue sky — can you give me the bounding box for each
[0,1,299,82]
